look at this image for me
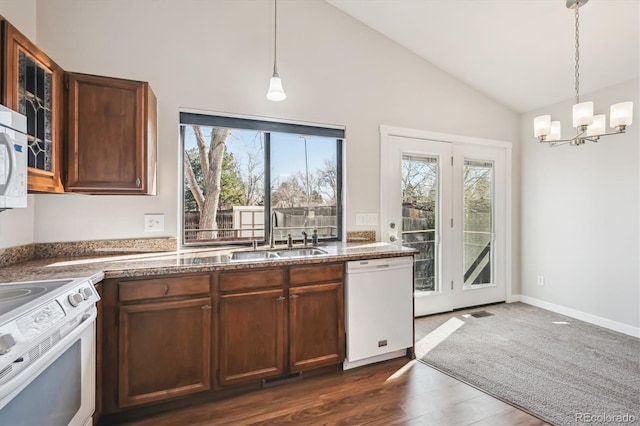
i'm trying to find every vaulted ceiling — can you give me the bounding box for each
[327,0,639,113]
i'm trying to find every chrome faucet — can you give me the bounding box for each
[287,233,293,248]
[301,231,308,247]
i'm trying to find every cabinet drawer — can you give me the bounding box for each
[289,263,344,286]
[119,275,211,302]
[219,268,285,292]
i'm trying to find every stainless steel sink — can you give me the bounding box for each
[272,248,328,258]
[230,247,327,261]
[230,251,279,261]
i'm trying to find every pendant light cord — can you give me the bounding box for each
[574,5,580,104]
[273,0,279,77]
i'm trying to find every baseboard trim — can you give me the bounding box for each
[518,295,640,338]
[506,294,521,303]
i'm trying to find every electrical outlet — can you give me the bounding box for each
[144,214,164,232]
[355,214,367,226]
[366,213,378,226]
[537,275,545,286]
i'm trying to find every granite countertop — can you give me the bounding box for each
[0,242,417,284]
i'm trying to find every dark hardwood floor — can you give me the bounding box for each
[123,358,548,426]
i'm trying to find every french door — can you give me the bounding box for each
[381,132,508,317]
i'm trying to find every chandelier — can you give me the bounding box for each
[533,0,633,146]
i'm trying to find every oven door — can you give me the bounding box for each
[0,308,96,426]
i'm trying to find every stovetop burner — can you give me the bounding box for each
[0,286,47,301]
[0,279,76,323]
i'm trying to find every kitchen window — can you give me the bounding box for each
[180,112,344,246]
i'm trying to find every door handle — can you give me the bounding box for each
[389,235,397,242]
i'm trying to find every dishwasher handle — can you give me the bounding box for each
[346,256,414,274]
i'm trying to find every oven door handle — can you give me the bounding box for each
[0,307,97,407]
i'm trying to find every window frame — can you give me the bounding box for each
[179,111,345,248]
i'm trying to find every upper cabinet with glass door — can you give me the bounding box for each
[1,19,64,193]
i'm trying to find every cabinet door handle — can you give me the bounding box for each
[163,285,169,295]
[135,177,141,187]
[276,296,286,301]
[201,305,212,310]
[289,294,299,299]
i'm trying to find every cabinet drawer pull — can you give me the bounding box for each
[163,285,169,295]
[276,296,286,301]
[201,305,212,310]
[289,294,299,299]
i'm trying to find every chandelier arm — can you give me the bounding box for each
[540,129,627,145]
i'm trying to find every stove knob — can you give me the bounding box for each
[0,333,16,355]
[80,287,93,300]
[68,293,84,307]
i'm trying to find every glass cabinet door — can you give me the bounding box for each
[18,50,54,174]
[2,20,64,193]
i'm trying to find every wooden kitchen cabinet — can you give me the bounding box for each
[289,263,344,372]
[117,275,212,408]
[65,72,157,194]
[218,268,286,386]
[218,264,344,387]
[289,282,344,372]
[1,19,65,193]
[218,288,286,386]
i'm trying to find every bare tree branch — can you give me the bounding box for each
[184,152,204,211]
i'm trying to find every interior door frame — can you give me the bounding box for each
[380,125,515,304]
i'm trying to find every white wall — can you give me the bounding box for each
[29,0,519,244]
[521,79,640,330]
[0,0,36,248]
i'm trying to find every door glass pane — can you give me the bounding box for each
[463,159,493,286]
[401,155,438,292]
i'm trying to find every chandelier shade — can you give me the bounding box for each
[534,0,633,147]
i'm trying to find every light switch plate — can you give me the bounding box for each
[144,214,164,232]
[355,214,367,226]
[366,213,378,226]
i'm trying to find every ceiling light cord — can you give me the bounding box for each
[574,5,580,105]
[273,0,279,77]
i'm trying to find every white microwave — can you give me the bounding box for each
[0,104,27,210]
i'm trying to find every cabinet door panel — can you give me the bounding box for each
[219,289,285,386]
[66,72,156,194]
[289,283,344,372]
[119,297,212,407]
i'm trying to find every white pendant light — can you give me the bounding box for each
[533,0,633,146]
[266,0,286,101]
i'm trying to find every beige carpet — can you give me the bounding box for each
[415,302,640,426]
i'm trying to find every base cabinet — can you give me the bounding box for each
[100,263,346,420]
[289,282,344,372]
[118,298,212,407]
[218,289,285,386]
[217,263,344,388]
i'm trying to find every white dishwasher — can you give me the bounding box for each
[343,256,414,370]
